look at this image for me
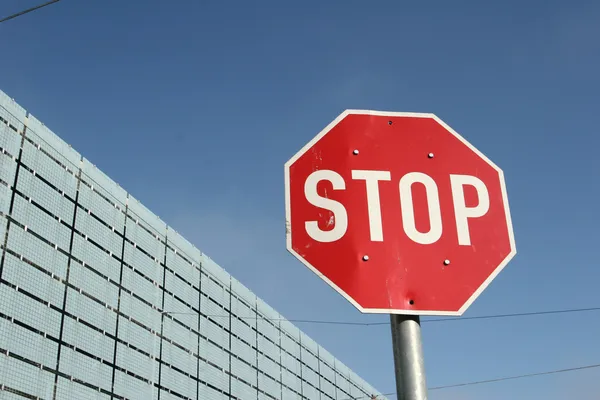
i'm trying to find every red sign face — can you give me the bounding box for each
[285,110,516,315]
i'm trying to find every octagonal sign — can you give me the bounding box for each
[284,110,516,316]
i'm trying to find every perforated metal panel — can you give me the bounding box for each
[0,89,389,400]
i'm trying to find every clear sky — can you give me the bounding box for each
[1,1,600,398]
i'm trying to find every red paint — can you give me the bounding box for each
[285,111,516,315]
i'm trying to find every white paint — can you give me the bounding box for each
[353,149,359,155]
[351,170,391,242]
[284,109,516,316]
[304,170,348,243]
[450,174,490,246]
[362,255,369,261]
[444,259,450,265]
[399,172,443,245]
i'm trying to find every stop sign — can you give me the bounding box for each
[284,110,516,315]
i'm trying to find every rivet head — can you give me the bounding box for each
[362,255,369,261]
[443,259,450,265]
[353,149,359,155]
[428,153,434,158]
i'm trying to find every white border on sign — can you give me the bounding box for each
[283,109,517,316]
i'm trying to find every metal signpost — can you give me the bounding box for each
[284,110,516,400]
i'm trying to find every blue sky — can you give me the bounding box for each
[2,0,600,398]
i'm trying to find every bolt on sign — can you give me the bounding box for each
[284,110,516,316]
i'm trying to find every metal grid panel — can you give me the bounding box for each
[117,318,160,358]
[158,388,184,400]
[62,316,114,362]
[199,335,228,369]
[200,317,229,350]
[198,383,228,400]
[8,217,70,282]
[300,331,318,354]
[231,277,256,306]
[0,91,27,121]
[128,195,167,240]
[21,137,78,197]
[12,194,71,250]
[26,113,81,168]
[123,242,163,285]
[69,262,119,309]
[258,371,281,398]
[258,335,279,360]
[126,219,165,262]
[301,363,319,390]
[281,347,301,376]
[199,358,228,392]
[335,369,352,399]
[113,369,155,400]
[118,291,161,332]
[231,295,254,324]
[319,359,336,387]
[167,229,201,277]
[257,298,280,343]
[78,179,125,230]
[2,252,64,308]
[300,345,318,370]
[349,380,364,398]
[161,366,196,400]
[161,340,197,378]
[163,317,198,353]
[0,178,13,217]
[166,247,200,290]
[231,376,255,399]
[122,265,161,309]
[320,376,336,399]
[203,275,229,310]
[0,284,62,337]
[59,347,113,392]
[165,268,197,309]
[258,354,280,381]
[231,336,256,366]
[81,158,127,205]
[231,315,254,344]
[302,379,319,400]
[280,319,300,341]
[115,342,156,381]
[281,369,301,394]
[200,253,230,286]
[231,356,257,385]
[281,332,300,359]
[71,234,121,282]
[0,154,16,214]
[55,377,112,400]
[0,214,5,241]
[76,210,123,257]
[0,355,55,400]
[282,386,299,400]
[66,289,117,334]
[164,294,197,329]
[18,168,74,223]
[0,107,25,155]
[0,316,58,368]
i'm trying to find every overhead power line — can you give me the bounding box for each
[343,362,600,399]
[163,305,600,326]
[0,0,62,24]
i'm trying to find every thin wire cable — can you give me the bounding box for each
[162,305,600,325]
[339,362,600,399]
[0,0,61,24]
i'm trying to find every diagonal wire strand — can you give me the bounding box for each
[340,362,600,399]
[162,306,600,326]
[0,0,62,24]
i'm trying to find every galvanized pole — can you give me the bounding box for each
[390,314,428,400]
